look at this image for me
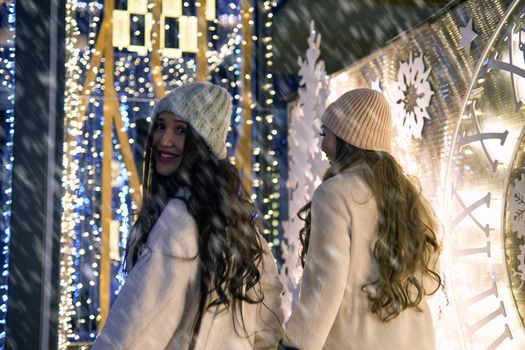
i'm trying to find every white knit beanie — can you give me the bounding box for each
[152,82,232,159]
[321,88,393,152]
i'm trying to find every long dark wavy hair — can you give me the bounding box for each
[298,137,441,322]
[124,120,265,348]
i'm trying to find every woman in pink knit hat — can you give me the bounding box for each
[281,88,441,350]
[93,82,284,349]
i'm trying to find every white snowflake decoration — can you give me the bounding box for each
[370,78,419,174]
[391,52,434,140]
[509,173,525,287]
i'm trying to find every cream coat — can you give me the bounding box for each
[284,168,437,350]
[93,197,285,349]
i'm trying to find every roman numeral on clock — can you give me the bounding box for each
[450,187,514,349]
[451,186,491,257]
[457,102,508,173]
[466,300,513,350]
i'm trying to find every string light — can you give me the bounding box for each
[0,1,15,346]
[252,1,281,251]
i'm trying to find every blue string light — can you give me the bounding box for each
[0,0,15,346]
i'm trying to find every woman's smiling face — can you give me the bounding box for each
[152,112,187,176]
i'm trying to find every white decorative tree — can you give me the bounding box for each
[280,20,329,319]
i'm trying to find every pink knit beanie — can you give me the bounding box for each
[321,88,393,152]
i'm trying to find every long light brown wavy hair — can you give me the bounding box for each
[124,122,266,348]
[298,137,441,322]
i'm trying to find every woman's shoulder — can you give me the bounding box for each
[146,197,199,258]
[314,167,372,204]
[316,167,367,191]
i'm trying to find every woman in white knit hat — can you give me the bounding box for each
[93,82,284,349]
[281,88,441,350]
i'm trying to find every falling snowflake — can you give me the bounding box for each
[509,173,525,287]
[390,52,434,139]
[371,78,381,93]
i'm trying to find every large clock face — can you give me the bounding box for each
[445,1,525,348]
